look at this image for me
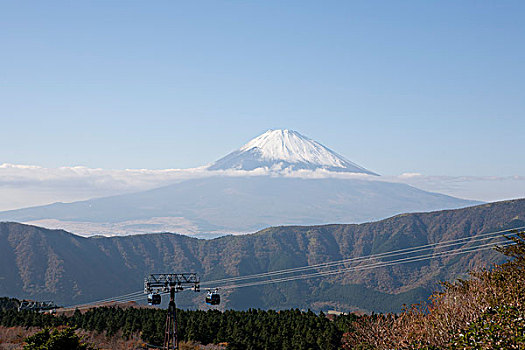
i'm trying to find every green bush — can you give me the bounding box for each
[23,327,94,350]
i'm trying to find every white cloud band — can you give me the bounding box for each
[0,163,523,211]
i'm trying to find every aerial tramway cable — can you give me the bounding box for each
[199,228,519,287]
[62,227,522,310]
[64,240,512,311]
[218,240,513,290]
[62,227,521,309]
[60,291,145,311]
[63,230,519,310]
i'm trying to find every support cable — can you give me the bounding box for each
[61,227,522,309]
[220,241,513,290]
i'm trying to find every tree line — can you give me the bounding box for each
[0,302,358,350]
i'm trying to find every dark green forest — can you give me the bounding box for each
[0,299,357,350]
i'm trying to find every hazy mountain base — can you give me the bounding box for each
[0,176,479,237]
[0,199,523,312]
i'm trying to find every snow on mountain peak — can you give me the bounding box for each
[208,129,378,175]
[241,129,345,166]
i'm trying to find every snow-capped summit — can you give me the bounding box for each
[208,129,378,175]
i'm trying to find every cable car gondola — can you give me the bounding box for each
[205,289,220,305]
[147,293,161,305]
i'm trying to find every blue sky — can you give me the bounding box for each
[1,1,524,176]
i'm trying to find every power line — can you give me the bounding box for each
[66,240,511,311]
[220,241,512,290]
[76,239,510,308]
[200,228,519,287]
[60,291,145,311]
[64,227,520,309]
[62,227,521,310]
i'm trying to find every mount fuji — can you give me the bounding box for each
[0,129,481,237]
[208,129,378,175]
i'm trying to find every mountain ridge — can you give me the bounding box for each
[1,198,523,312]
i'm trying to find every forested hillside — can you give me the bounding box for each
[0,199,524,312]
[1,229,524,350]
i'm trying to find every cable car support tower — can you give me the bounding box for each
[144,273,200,350]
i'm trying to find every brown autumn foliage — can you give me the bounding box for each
[0,326,143,350]
[0,326,40,350]
[0,326,226,350]
[343,230,525,349]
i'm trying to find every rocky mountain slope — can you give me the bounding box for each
[1,199,523,312]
